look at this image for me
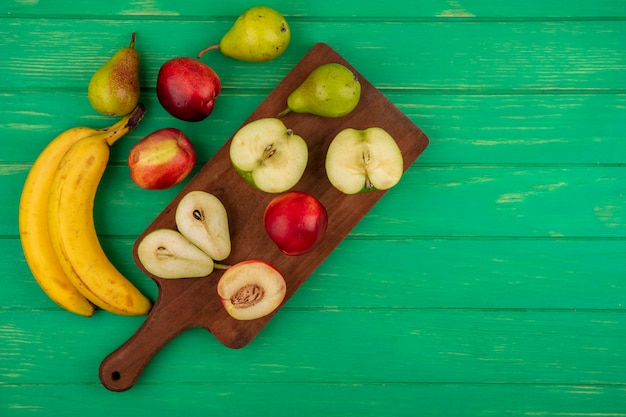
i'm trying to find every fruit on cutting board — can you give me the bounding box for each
[156,57,221,122]
[217,260,287,320]
[19,106,150,317]
[88,32,140,116]
[278,63,361,118]
[264,191,328,256]
[175,191,231,261]
[197,6,290,62]
[137,229,216,279]
[229,118,308,193]
[128,128,196,190]
[325,127,404,194]
[47,104,152,316]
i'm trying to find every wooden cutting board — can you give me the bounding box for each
[99,42,430,391]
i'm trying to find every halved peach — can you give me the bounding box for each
[217,260,286,320]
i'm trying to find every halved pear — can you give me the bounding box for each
[137,228,215,279]
[229,118,308,193]
[325,127,404,194]
[217,260,286,320]
[175,190,231,261]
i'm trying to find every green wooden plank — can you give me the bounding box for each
[3,92,625,165]
[2,2,625,413]
[4,165,625,238]
[4,236,626,311]
[1,309,625,385]
[407,94,626,165]
[0,91,259,164]
[1,19,624,90]
[4,0,626,19]
[361,165,626,238]
[2,382,626,417]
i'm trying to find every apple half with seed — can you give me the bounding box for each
[325,127,404,194]
[229,118,308,193]
[137,228,215,279]
[175,190,231,261]
[217,260,287,320]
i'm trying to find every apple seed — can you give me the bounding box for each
[263,143,276,159]
[361,151,375,190]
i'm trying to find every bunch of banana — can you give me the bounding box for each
[19,104,152,317]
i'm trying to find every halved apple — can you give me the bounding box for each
[217,260,287,320]
[229,118,308,193]
[175,190,231,261]
[325,127,404,194]
[137,228,215,279]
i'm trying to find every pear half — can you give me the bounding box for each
[325,127,404,194]
[137,229,215,279]
[175,191,231,261]
[229,118,308,193]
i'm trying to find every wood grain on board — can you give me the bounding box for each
[98,42,429,391]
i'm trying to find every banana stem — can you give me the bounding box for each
[103,103,146,146]
[125,103,146,130]
[214,263,231,270]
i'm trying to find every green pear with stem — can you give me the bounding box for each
[278,63,361,118]
[88,32,140,116]
[197,6,290,62]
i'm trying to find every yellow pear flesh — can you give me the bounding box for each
[88,33,140,116]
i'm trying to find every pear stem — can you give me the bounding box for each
[129,32,136,49]
[214,263,231,270]
[276,107,291,118]
[197,44,220,59]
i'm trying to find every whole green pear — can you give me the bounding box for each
[197,6,290,62]
[278,63,361,118]
[88,32,140,116]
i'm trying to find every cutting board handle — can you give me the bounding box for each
[99,295,191,391]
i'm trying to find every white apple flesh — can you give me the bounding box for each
[325,127,404,194]
[137,228,215,279]
[175,190,231,261]
[229,118,308,193]
[217,260,287,320]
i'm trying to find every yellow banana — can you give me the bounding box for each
[48,104,152,316]
[20,125,99,317]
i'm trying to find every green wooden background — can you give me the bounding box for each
[2,1,625,415]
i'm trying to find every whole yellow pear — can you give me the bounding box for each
[88,33,140,116]
[278,63,361,118]
[197,6,290,62]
